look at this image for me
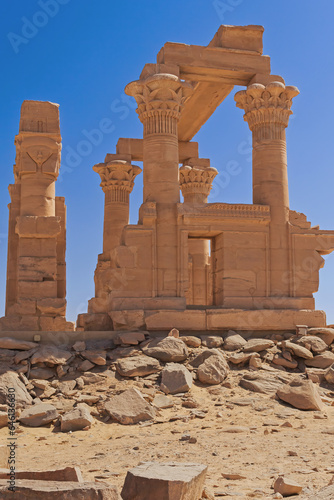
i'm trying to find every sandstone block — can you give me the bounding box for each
[60,406,94,432]
[18,403,59,427]
[0,371,33,408]
[201,336,223,348]
[305,352,334,369]
[243,339,275,352]
[110,310,145,331]
[142,336,188,362]
[223,332,246,351]
[104,387,155,425]
[197,355,229,385]
[324,363,334,384]
[116,356,161,377]
[121,462,207,500]
[273,476,303,497]
[30,346,72,366]
[0,337,38,350]
[82,350,107,365]
[161,363,193,394]
[181,336,201,348]
[277,378,324,411]
[0,466,83,482]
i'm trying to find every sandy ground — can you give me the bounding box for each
[1,368,334,499]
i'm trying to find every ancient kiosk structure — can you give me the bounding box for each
[1,25,334,335]
[0,101,74,332]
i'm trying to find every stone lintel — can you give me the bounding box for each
[115,138,199,162]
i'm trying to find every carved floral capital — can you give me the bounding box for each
[180,165,218,202]
[93,160,142,202]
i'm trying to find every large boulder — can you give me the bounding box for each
[121,462,207,500]
[142,337,188,362]
[116,356,161,378]
[276,378,324,411]
[19,403,59,427]
[307,327,334,346]
[60,406,94,432]
[197,355,229,385]
[30,346,72,366]
[190,349,222,368]
[305,352,334,369]
[223,332,246,351]
[0,480,121,499]
[283,341,313,360]
[0,371,33,408]
[295,335,327,354]
[104,387,156,425]
[160,363,193,394]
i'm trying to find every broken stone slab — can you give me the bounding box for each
[282,341,313,360]
[82,350,107,365]
[60,406,94,432]
[277,378,324,411]
[305,352,334,369]
[223,332,247,351]
[324,363,334,384]
[180,336,201,348]
[110,310,145,331]
[152,394,174,409]
[197,355,229,385]
[121,462,207,500]
[0,337,38,350]
[78,360,95,372]
[272,355,298,370]
[0,411,8,429]
[160,363,193,394]
[14,348,39,364]
[190,348,223,368]
[240,373,287,395]
[201,336,223,348]
[0,370,33,407]
[142,337,188,362]
[273,476,303,496]
[29,367,55,380]
[0,466,83,482]
[0,480,121,499]
[114,331,146,345]
[227,352,254,365]
[243,339,275,352]
[19,403,59,427]
[307,327,334,345]
[72,341,86,352]
[116,355,161,378]
[104,387,156,425]
[30,346,72,366]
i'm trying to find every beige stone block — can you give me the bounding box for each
[110,297,186,311]
[109,310,145,331]
[18,238,57,258]
[16,216,61,238]
[18,280,57,299]
[37,298,66,316]
[6,299,37,316]
[145,310,206,330]
[18,256,57,281]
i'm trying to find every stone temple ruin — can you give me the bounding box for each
[1,24,334,335]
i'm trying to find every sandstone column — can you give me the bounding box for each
[235,82,299,296]
[125,74,193,297]
[2,100,73,331]
[180,160,217,305]
[93,159,142,254]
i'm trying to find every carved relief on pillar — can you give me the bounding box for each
[93,160,142,203]
[14,135,62,180]
[180,164,218,203]
[234,82,299,140]
[125,74,193,136]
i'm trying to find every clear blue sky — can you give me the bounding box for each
[1,0,334,324]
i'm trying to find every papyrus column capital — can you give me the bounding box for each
[93,160,142,202]
[180,164,218,203]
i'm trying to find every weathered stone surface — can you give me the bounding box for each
[82,350,106,365]
[0,337,38,350]
[305,352,334,369]
[0,371,33,407]
[78,360,95,372]
[181,336,201,348]
[14,348,38,364]
[72,341,86,352]
[240,373,286,395]
[160,363,193,394]
[121,462,207,500]
[201,336,223,348]
[243,339,275,352]
[197,355,229,385]
[277,378,323,411]
[190,349,222,368]
[0,411,8,428]
[223,332,246,351]
[142,337,188,362]
[283,341,313,359]
[0,466,83,482]
[152,394,174,409]
[272,355,298,369]
[30,346,72,366]
[227,352,254,365]
[60,406,94,432]
[0,480,121,499]
[295,335,327,354]
[305,483,334,500]
[110,310,145,331]
[19,403,59,427]
[116,356,161,378]
[104,387,156,425]
[114,331,146,345]
[324,363,334,384]
[307,327,334,345]
[29,367,55,380]
[273,476,303,496]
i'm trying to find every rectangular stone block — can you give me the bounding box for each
[16,216,61,238]
[18,280,57,299]
[18,256,57,281]
[145,309,206,330]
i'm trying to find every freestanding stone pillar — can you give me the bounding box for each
[0,100,73,332]
[235,82,299,297]
[180,160,218,305]
[125,74,193,297]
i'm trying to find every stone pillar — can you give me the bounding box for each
[235,82,299,296]
[1,100,73,332]
[93,160,142,254]
[180,160,217,305]
[125,74,193,297]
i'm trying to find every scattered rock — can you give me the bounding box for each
[60,406,94,432]
[116,356,161,378]
[324,363,334,384]
[223,332,246,351]
[190,349,222,368]
[72,341,86,352]
[228,352,254,365]
[29,367,55,380]
[0,480,121,499]
[168,328,179,338]
[273,476,303,496]
[0,337,38,350]
[240,373,285,395]
[18,403,59,427]
[142,337,188,362]
[272,355,298,370]
[283,341,313,360]
[221,472,247,480]
[114,331,146,345]
[305,352,334,369]
[277,378,324,411]
[0,411,8,428]
[152,394,174,409]
[160,363,193,394]
[78,360,95,372]
[82,350,106,366]
[243,339,275,352]
[0,466,83,482]
[201,336,223,348]
[104,387,156,425]
[181,336,201,348]
[295,336,327,354]
[307,327,334,346]
[121,462,207,500]
[0,371,33,407]
[30,346,72,366]
[197,355,229,385]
